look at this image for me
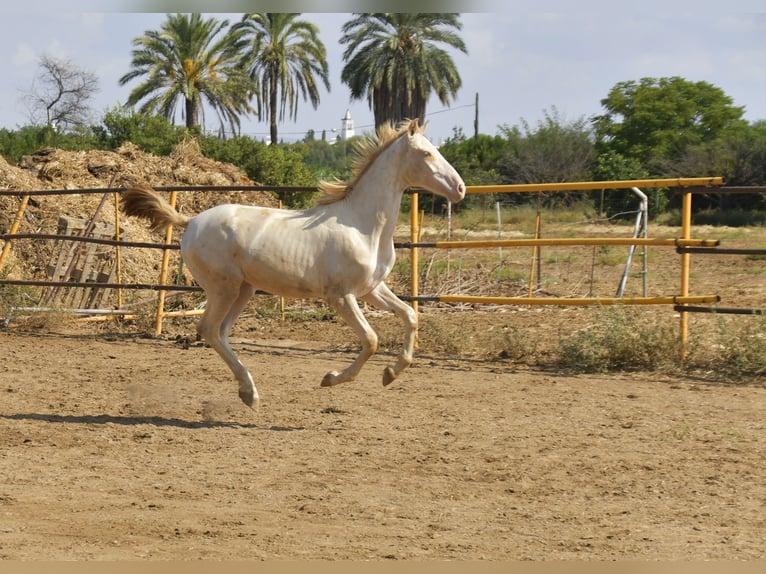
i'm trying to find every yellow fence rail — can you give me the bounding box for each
[406,177,726,356]
[3,178,761,361]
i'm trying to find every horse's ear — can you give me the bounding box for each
[408,119,420,136]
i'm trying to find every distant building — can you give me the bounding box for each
[340,109,354,140]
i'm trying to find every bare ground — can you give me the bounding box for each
[2,141,766,561]
[1,305,765,560]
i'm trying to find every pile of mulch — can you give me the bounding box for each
[0,138,280,294]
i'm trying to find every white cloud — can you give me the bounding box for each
[13,43,38,70]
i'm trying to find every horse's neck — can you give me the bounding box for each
[341,155,404,240]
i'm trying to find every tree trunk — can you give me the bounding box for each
[185,97,196,129]
[269,70,279,145]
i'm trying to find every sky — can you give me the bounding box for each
[2,1,766,146]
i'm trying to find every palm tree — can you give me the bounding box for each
[119,13,254,134]
[234,13,330,145]
[340,13,467,129]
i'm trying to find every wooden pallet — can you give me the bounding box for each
[40,215,121,309]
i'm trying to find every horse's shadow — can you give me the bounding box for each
[1,412,303,431]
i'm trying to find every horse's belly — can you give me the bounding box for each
[237,241,374,299]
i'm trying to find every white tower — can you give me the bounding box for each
[340,109,354,140]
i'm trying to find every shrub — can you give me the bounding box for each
[709,316,766,381]
[557,306,679,373]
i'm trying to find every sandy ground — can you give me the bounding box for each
[2,216,765,561]
[1,309,765,560]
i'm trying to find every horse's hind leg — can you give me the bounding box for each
[196,282,259,407]
[221,283,255,339]
[320,293,378,387]
[361,282,417,386]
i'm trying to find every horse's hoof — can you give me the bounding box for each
[321,371,339,387]
[238,388,257,408]
[382,366,397,386]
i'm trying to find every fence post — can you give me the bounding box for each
[113,191,123,309]
[679,189,693,358]
[409,190,419,315]
[154,190,178,336]
[0,195,30,270]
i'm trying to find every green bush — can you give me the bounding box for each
[710,316,766,381]
[557,306,679,373]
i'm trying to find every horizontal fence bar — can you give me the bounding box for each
[0,185,318,197]
[162,309,206,318]
[10,306,135,315]
[0,279,281,298]
[676,246,766,256]
[400,294,720,306]
[0,180,747,199]
[686,186,766,194]
[465,177,723,195]
[0,233,179,250]
[396,237,721,249]
[0,279,200,291]
[10,232,721,252]
[674,305,766,316]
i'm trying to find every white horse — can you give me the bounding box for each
[121,120,465,407]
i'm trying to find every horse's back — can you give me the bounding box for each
[183,203,290,248]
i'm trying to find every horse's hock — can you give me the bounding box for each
[41,215,121,309]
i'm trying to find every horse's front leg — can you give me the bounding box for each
[361,282,417,386]
[320,293,378,387]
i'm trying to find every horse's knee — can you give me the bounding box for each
[402,305,417,328]
[363,331,379,356]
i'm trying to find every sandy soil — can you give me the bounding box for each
[2,137,766,561]
[1,306,765,560]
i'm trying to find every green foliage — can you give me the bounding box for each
[234,13,330,146]
[594,76,747,170]
[296,135,356,182]
[557,306,679,373]
[200,135,318,208]
[440,131,509,180]
[692,209,766,227]
[0,125,58,163]
[709,316,766,381]
[493,266,526,283]
[0,125,101,164]
[484,324,534,362]
[340,13,466,128]
[119,13,254,132]
[498,108,596,208]
[591,150,663,217]
[663,120,766,214]
[92,107,188,155]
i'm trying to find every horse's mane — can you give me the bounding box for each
[315,119,425,205]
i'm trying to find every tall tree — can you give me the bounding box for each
[593,76,747,169]
[119,13,254,133]
[25,55,99,130]
[340,13,467,129]
[234,13,330,145]
[500,108,595,207]
[500,108,595,186]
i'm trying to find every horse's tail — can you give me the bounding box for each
[121,185,190,232]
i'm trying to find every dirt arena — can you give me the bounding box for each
[2,137,765,561]
[1,306,764,561]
